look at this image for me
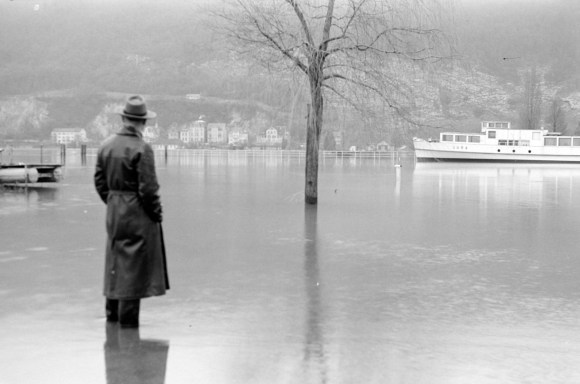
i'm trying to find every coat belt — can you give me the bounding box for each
[109,190,137,195]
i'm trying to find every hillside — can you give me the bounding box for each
[1,0,580,147]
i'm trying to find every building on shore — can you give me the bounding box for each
[207,123,228,146]
[228,128,249,148]
[254,127,288,149]
[51,128,87,145]
[180,116,207,145]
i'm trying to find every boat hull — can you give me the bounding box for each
[0,167,39,183]
[413,139,580,163]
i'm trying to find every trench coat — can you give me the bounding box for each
[94,125,169,300]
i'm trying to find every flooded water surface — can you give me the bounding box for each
[2,151,580,383]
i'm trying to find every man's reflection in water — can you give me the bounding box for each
[303,205,328,382]
[104,323,169,384]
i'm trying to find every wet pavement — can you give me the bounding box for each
[2,152,580,383]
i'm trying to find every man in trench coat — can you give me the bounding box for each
[94,95,169,328]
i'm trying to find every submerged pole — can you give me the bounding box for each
[81,144,87,166]
[60,144,66,165]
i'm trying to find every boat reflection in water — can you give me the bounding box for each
[412,163,580,262]
[413,162,580,205]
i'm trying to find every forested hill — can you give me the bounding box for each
[458,0,580,85]
[0,0,220,96]
[1,0,579,144]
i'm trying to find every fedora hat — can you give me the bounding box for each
[118,95,157,119]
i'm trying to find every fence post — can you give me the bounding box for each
[81,144,87,165]
[60,144,66,164]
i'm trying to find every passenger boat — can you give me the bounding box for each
[413,121,580,163]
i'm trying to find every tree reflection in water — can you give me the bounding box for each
[303,205,328,383]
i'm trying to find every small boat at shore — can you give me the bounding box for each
[0,164,63,184]
[0,166,39,183]
[413,121,580,163]
[1,146,63,185]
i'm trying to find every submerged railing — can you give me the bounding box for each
[157,149,409,159]
[5,146,414,167]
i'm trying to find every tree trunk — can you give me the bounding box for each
[305,71,324,204]
[305,104,318,204]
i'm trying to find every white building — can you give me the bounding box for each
[256,127,287,148]
[167,124,180,140]
[228,128,249,147]
[180,118,206,144]
[377,141,390,151]
[51,128,87,145]
[207,123,228,145]
[143,125,159,143]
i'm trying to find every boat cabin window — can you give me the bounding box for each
[520,140,530,146]
[488,131,496,139]
[498,140,507,146]
[573,138,580,146]
[544,137,557,146]
[468,136,480,143]
[442,134,453,142]
[455,135,467,142]
[559,138,572,146]
[482,121,510,129]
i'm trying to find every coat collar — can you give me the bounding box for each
[118,125,143,139]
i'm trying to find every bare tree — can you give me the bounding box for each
[545,96,567,133]
[214,0,455,204]
[519,66,542,130]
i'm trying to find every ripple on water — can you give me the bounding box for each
[25,247,49,252]
[0,256,27,263]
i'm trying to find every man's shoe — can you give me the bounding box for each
[106,299,119,322]
[119,299,140,328]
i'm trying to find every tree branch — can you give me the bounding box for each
[286,0,315,49]
[250,17,309,73]
[320,0,335,53]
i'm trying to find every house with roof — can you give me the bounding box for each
[51,128,87,145]
[180,117,207,144]
[228,127,249,148]
[167,124,180,141]
[255,127,288,149]
[143,124,160,143]
[332,131,344,150]
[377,141,390,151]
[207,123,228,146]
